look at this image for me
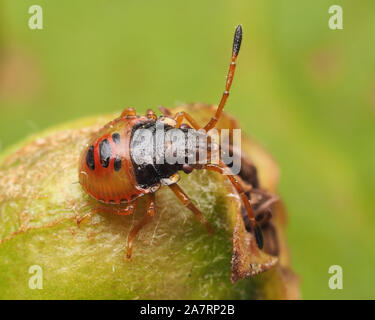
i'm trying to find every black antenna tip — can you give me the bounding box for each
[254,224,264,250]
[232,24,242,56]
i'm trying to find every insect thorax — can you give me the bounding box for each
[130,119,205,189]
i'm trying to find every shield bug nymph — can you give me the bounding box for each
[78,25,264,258]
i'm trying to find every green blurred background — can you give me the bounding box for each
[0,0,374,299]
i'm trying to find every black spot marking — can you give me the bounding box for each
[114,155,122,171]
[86,146,95,170]
[99,139,112,168]
[112,133,120,144]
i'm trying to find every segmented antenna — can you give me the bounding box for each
[204,25,243,131]
[232,25,242,57]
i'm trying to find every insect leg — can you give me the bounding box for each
[203,159,264,249]
[108,202,137,216]
[254,193,279,225]
[126,194,155,259]
[168,183,213,234]
[76,210,97,227]
[158,105,173,117]
[121,107,137,118]
[146,109,157,120]
[204,25,242,131]
[173,111,201,129]
[76,201,137,226]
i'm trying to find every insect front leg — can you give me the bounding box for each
[168,183,213,234]
[158,105,173,117]
[173,111,201,130]
[203,160,264,250]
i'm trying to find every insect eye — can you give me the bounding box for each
[99,139,112,168]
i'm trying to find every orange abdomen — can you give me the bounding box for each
[79,116,150,204]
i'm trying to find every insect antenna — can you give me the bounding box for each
[204,25,242,131]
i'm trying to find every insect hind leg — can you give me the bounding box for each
[76,201,137,226]
[126,194,156,259]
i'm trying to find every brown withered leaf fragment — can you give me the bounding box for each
[231,209,278,282]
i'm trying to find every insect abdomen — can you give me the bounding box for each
[79,117,149,204]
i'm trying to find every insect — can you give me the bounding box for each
[78,25,264,258]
